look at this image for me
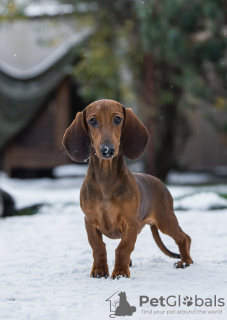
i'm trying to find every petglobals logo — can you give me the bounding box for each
[106,292,225,317]
[139,295,225,308]
[139,294,225,316]
[106,291,136,318]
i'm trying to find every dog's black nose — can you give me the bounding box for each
[100,145,115,158]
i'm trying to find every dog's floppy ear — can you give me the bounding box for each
[62,111,91,163]
[121,108,149,160]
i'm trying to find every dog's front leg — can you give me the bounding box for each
[85,218,109,278]
[111,222,138,279]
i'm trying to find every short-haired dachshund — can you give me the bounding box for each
[63,99,193,279]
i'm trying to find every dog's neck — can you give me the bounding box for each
[87,149,128,194]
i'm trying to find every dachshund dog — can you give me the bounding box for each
[63,99,193,279]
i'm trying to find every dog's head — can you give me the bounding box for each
[62,99,149,163]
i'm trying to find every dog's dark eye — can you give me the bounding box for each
[89,118,98,127]
[114,116,122,125]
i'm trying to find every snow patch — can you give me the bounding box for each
[24,2,74,17]
[167,171,214,184]
[0,172,227,319]
[53,164,88,178]
[174,191,227,210]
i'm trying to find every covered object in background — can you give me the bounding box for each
[0,14,91,176]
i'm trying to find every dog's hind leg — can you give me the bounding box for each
[152,211,193,268]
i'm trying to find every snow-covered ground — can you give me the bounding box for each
[0,170,227,320]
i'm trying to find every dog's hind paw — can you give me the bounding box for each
[174,261,190,269]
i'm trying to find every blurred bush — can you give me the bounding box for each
[71,0,227,178]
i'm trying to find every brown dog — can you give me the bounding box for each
[63,99,193,279]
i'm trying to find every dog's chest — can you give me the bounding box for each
[80,175,138,239]
[94,199,122,238]
[81,192,122,238]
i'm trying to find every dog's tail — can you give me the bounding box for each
[150,225,180,259]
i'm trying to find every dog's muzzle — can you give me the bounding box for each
[100,145,115,159]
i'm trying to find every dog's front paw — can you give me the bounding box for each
[111,267,130,279]
[90,265,109,278]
